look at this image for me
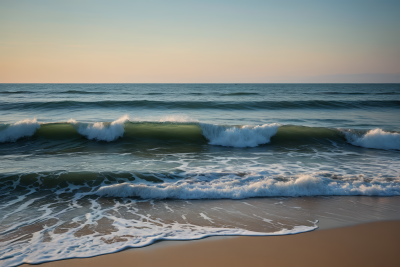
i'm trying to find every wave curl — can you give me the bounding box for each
[0,118,40,142]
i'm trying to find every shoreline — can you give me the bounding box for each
[22,220,400,267]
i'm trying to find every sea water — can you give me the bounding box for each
[1,83,400,266]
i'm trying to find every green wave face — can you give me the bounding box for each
[124,122,205,142]
[34,123,82,139]
[272,125,346,144]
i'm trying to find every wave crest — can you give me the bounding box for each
[70,115,129,142]
[0,118,40,143]
[344,128,400,150]
[2,117,399,152]
[200,123,279,147]
[96,174,400,199]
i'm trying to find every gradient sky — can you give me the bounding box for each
[1,0,399,83]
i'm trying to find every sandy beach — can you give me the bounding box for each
[22,220,400,267]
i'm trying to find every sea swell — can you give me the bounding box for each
[96,174,400,199]
[1,170,399,198]
[1,100,399,110]
[69,115,129,142]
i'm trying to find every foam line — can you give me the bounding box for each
[0,222,317,267]
[0,118,40,143]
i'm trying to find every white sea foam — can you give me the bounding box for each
[2,168,400,266]
[129,114,199,123]
[344,128,400,150]
[67,118,77,124]
[96,174,400,199]
[69,115,129,142]
[0,218,316,267]
[200,123,279,147]
[0,118,40,143]
[158,115,199,123]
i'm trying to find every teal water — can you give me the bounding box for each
[1,83,400,266]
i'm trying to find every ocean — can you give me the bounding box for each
[1,83,400,266]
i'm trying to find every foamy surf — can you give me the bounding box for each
[200,123,280,147]
[344,128,400,150]
[2,117,400,152]
[0,217,317,267]
[96,174,400,199]
[0,118,40,143]
[69,115,129,142]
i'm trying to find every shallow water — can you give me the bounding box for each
[1,83,400,266]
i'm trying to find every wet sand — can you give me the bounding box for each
[23,220,400,267]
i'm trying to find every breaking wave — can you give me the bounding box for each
[69,115,129,142]
[1,117,399,151]
[0,118,40,142]
[344,128,400,150]
[96,174,400,199]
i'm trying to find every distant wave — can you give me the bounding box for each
[2,100,399,110]
[305,91,400,95]
[220,92,259,96]
[0,90,109,94]
[62,90,107,94]
[0,118,40,142]
[0,90,34,94]
[375,92,400,95]
[344,129,400,150]
[320,92,368,95]
[2,90,398,96]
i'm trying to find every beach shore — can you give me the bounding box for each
[23,220,400,267]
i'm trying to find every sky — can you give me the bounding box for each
[0,0,399,83]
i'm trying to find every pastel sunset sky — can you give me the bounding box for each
[1,0,399,83]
